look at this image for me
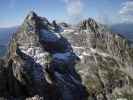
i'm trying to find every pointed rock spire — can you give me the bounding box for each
[79,18,99,31]
[26,11,38,20]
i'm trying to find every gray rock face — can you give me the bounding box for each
[61,18,133,100]
[0,12,132,100]
[0,11,88,100]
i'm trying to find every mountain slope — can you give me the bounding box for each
[61,18,133,100]
[0,11,88,100]
[0,12,132,100]
[111,23,133,41]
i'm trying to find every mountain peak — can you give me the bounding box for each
[0,12,133,100]
[4,11,88,100]
[26,11,38,20]
[79,18,99,30]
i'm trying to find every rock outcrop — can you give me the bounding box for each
[0,12,133,100]
[62,18,133,100]
[0,11,88,100]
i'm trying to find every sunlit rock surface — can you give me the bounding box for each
[61,18,133,100]
[0,12,132,100]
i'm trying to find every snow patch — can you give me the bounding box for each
[82,51,91,56]
[61,29,75,35]
[72,46,84,49]
[73,32,79,35]
[79,55,83,59]
[19,46,48,82]
[90,48,96,53]
[63,29,75,33]
[20,46,48,66]
[90,48,110,57]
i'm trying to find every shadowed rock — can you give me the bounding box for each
[0,11,88,100]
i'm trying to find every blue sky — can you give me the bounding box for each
[0,0,132,27]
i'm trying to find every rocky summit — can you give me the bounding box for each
[0,11,133,100]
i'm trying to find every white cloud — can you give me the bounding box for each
[62,0,84,16]
[61,0,84,23]
[119,1,133,22]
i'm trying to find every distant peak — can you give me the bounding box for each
[79,18,99,30]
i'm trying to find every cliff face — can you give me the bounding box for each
[0,12,88,100]
[62,18,133,100]
[0,12,132,100]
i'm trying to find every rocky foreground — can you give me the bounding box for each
[0,11,133,100]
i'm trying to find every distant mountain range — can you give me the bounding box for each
[0,27,17,57]
[0,27,18,45]
[111,23,133,41]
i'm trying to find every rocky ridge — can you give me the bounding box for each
[62,18,133,100]
[0,11,88,100]
[0,11,132,100]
